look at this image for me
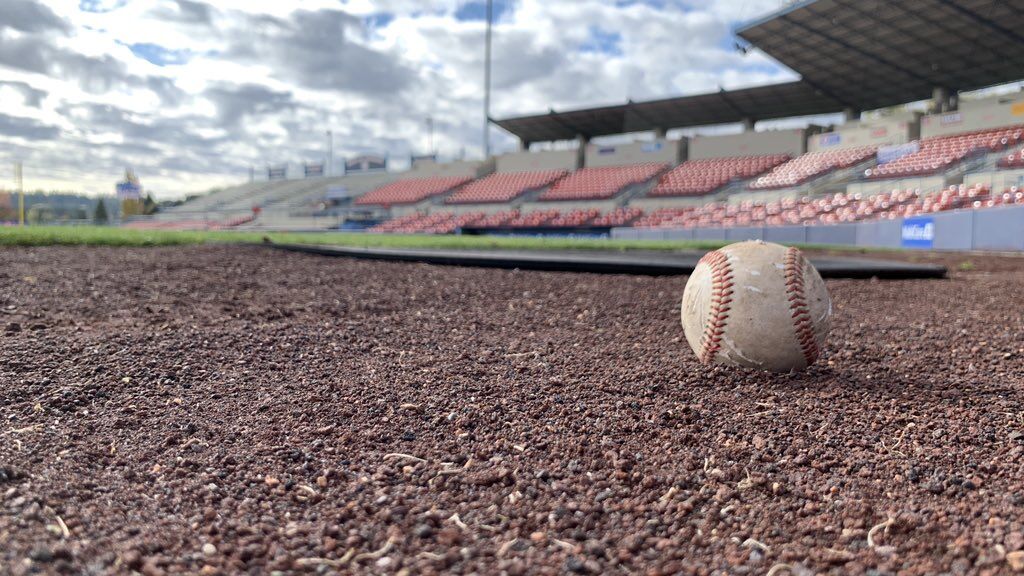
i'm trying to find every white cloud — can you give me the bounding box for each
[0,0,797,198]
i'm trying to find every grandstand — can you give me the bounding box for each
[538,163,667,201]
[445,170,567,204]
[143,0,1024,250]
[749,147,876,190]
[865,127,1023,180]
[354,175,472,207]
[650,155,789,197]
[362,182,1023,235]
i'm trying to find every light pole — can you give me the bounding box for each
[426,116,434,156]
[483,0,493,159]
[16,161,24,226]
[325,130,334,177]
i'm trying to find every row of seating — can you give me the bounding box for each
[445,170,567,204]
[354,175,472,207]
[865,126,1024,180]
[365,206,649,233]
[537,163,668,201]
[649,155,789,197]
[748,147,876,190]
[997,149,1024,169]
[635,184,1002,228]
[364,183,1024,233]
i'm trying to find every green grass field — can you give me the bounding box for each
[0,225,879,253]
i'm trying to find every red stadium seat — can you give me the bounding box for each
[355,176,472,207]
[748,147,876,190]
[446,170,567,204]
[650,155,789,197]
[539,163,667,201]
[865,126,1024,180]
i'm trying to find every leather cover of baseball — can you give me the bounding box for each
[681,241,831,372]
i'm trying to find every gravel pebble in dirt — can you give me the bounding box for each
[1,245,1023,575]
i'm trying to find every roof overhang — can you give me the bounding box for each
[495,0,1024,144]
[492,81,846,144]
[736,0,1024,112]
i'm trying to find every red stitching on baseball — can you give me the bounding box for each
[784,246,820,366]
[698,250,734,364]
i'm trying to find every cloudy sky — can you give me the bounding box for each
[0,0,795,198]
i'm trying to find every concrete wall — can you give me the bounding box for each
[964,169,1024,192]
[809,119,915,152]
[847,175,948,196]
[920,93,1024,139]
[432,202,522,216]
[612,205,1024,251]
[689,129,805,160]
[518,199,620,214]
[628,196,718,211]
[495,149,578,173]
[584,139,682,168]
[726,188,804,205]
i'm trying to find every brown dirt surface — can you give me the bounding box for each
[2,245,1023,575]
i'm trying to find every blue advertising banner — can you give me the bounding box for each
[901,216,935,249]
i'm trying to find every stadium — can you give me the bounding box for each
[3,0,1024,574]
[119,0,1024,252]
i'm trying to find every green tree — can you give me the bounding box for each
[142,193,159,215]
[93,199,109,224]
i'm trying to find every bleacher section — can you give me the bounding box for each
[365,182,1024,234]
[649,155,789,197]
[748,147,876,190]
[445,170,567,204]
[355,176,472,206]
[538,163,666,201]
[636,183,999,228]
[865,126,1023,180]
[150,114,1024,242]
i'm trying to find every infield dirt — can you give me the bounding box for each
[1,246,1023,575]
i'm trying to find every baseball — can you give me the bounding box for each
[681,240,831,372]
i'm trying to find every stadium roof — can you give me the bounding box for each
[736,0,1024,112]
[492,81,846,144]
[495,0,1024,144]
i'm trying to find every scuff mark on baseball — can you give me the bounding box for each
[681,240,831,372]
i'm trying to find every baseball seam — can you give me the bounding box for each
[698,250,734,364]
[784,246,820,366]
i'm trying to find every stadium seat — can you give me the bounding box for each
[649,155,789,197]
[355,176,472,206]
[998,149,1024,169]
[748,147,876,190]
[592,207,643,227]
[864,127,1024,180]
[635,183,994,228]
[539,163,667,201]
[446,170,568,204]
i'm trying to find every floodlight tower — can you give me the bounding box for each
[483,0,493,159]
[326,130,334,177]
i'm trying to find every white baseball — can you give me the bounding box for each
[680,240,831,372]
